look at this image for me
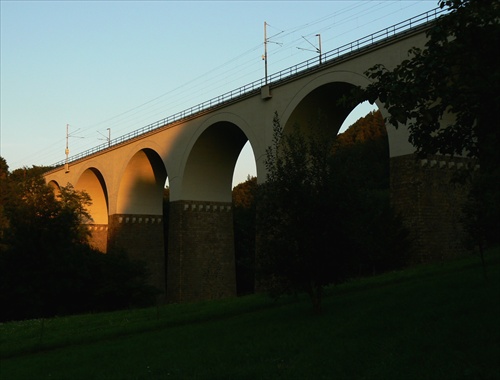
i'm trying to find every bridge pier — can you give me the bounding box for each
[390,153,472,263]
[107,214,166,298]
[88,224,108,253]
[167,200,236,303]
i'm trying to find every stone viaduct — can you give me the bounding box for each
[44,8,469,303]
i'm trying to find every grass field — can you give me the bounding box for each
[1,248,499,379]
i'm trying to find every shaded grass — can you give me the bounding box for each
[1,248,499,379]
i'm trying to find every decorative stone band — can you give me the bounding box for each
[419,157,479,171]
[87,225,109,231]
[116,216,163,224]
[182,201,232,212]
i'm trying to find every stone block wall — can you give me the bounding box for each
[87,224,108,253]
[108,214,166,298]
[167,200,236,303]
[390,153,474,263]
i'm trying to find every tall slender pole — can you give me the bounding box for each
[107,128,111,147]
[264,21,268,85]
[317,34,322,64]
[65,124,70,172]
[65,124,70,163]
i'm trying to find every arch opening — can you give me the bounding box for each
[182,121,248,202]
[233,140,257,188]
[339,101,379,135]
[75,168,108,225]
[250,81,398,291]
[116,148,167,215]
[284,82,357,138]
[47,180,61,199]
[74,167,109,253]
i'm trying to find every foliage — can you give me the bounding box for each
[362,0,499,161]
[358,0,500,249]
[257,114,336,313]
[333,111,411,275]
[333,111,389,190]
[1,170,92,253]
[0,158,10,250]
[335,110,386,147]
[256,113,409,313]
[233,175,258,209]
[232,176,258,295]
[0,160,157,322]
[162,186,170,285]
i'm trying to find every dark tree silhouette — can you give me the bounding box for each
[256,113,409,314]
[232,176,257,295]
[0,160,157,321]
[358,0,500,251]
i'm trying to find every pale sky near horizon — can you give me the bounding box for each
[0,0,438,186]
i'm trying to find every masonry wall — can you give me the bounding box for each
[390,153,473,263]
[108,214,166,299]
[167,200,236,303]
[88,224,108,253]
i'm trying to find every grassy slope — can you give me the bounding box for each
[1,248,499,380]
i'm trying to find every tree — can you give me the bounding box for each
[232,176,258,295]
[0,160,157,321]
[257,114,333,313]
[0,167,93,319]
[0,158,9,251]
[256,112,410,313]
[331,111,410,275]
[362,0,499,161]
[358,0,500,249]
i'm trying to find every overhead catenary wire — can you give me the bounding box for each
[10,1,427,168]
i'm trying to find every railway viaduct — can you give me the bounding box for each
[44,9,469,303]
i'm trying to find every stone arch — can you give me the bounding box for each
[180,115,251,202]
[116,148,167,215]
[75,167,108,225]
[284,81,355,138]
[74,167,109,252]
[47,180,61,197]
[281,70,413,157]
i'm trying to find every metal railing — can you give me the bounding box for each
[52,7,445,168]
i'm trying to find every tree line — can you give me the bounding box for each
[0,160,158,322]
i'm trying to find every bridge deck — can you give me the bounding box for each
[49,7,445,171]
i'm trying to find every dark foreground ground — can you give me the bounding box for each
[1,248,499,379]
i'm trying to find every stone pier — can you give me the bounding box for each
[107,214,166,297]
[390,154,473,263]
[167,200,236,302]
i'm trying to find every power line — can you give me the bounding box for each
[11,2,431,167]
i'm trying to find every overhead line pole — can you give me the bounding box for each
[317,34,322,64]
[263,21,268,84]
[65,124,70,172]
[298,34,322,64]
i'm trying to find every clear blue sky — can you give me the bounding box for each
[0,0,438,185]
